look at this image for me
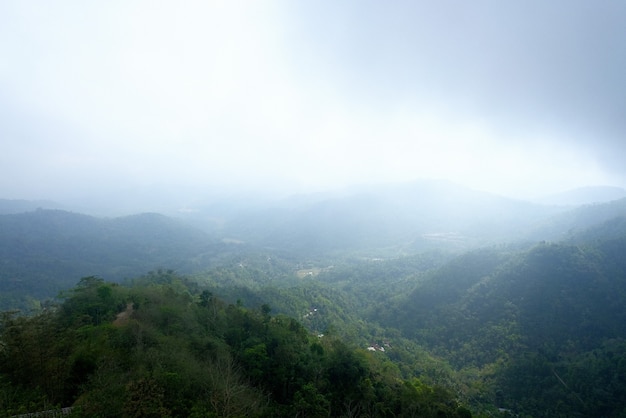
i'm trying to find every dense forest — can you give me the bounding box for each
[0,273,470,417]
[1,187,626,417]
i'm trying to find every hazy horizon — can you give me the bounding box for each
[2,1,626,206]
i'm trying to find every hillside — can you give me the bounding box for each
[0,209,227,310]
[0,274,472,418]
[382,227,626,416]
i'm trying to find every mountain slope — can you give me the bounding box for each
[383,221,626,416]
[0,275,472,417]
[0,209,222,309]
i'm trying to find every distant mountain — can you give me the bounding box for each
[210,180,626,256]
[215,180,566,255]
[0,209,229,310]
[0,198,62,214]
[5,181,626,308]
[525,197,626,241]
[535,185,626,206]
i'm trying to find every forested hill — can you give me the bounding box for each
[382,221,626,417]
[0,209,225,310]
[0,274,473,417]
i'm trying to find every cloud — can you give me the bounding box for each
[284,1,626,159]
[1,1,624,203]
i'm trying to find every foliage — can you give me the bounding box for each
[382,238,626,417]
[0,274,470,417]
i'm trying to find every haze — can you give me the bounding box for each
[2,1,625,209]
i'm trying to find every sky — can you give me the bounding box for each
[1,0,625,206]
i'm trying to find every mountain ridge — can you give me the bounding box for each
[0,209,223,310]
[534,185,626,206]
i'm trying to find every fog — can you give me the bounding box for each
[2,1,625,210]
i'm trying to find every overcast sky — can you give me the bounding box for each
[1,1,625,205]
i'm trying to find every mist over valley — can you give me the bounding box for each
[3,1,626,416]
[2,181,626,416]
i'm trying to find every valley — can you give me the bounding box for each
[1,182,626,417]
